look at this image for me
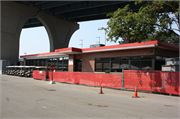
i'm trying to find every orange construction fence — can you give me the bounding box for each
[49,71,122,88]
[33,70,179,95]
[124,70,179,95]
[33,70,48,80]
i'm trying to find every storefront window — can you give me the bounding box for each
[96,63,102,69]
[95,56,153,72]
[155,56,165,70]
[120,60,129,70]
[111,62,120,72]
[130,60,141,70]
[95,58,110,72]
[141,60,152,70]
[103,62,110,69]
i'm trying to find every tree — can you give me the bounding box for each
[99,1,179,44]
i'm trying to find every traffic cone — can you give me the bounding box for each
[132,86,139,98]
[99,87,104,94]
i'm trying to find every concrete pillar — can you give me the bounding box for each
[0,60,2,74]
[23,58,26,66]
[36,11,79,52]
[1,1,79,65]
[1,1,38,61]
[68,55,75,72]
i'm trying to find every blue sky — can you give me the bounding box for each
[19,19,121,56]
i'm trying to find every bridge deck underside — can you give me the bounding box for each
[17,1,140,28]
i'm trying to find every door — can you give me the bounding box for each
[75,59,82,72]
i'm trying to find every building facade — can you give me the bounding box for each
[20,40,179,73]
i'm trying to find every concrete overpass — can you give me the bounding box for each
[0,1,140,73]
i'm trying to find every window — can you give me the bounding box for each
[95,58,110,72]
[155,56,165,70]
[95,56,153,72]
[96,63,102,69]
[131,60,141,70]
[141,60,152,70]
[103,62,110,69]
[120,60,129,70]
[111,57,120,72]
[111,62,120,72]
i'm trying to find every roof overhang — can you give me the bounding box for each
[6,66,36,68]
[55,47,82,54]
[158,41,179,51]
[82,41,159,53]
[20,53,68,59]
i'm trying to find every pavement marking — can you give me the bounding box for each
[42,106,47,108]
[14,84,111,107]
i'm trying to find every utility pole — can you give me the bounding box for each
[96,37,100,44]
[79,39,83,48]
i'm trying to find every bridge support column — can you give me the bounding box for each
[1,1,37,61]
[36,11,79,52]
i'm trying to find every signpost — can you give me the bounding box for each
[49,65,55,84]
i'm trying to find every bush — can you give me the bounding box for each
[105,70,110,73]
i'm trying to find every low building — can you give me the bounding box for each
[20,40,179,73]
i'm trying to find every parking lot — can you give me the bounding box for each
[1,75,180,119]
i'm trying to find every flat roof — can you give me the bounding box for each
[20,40,179,59]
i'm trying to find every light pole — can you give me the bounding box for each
[79,39,83,48]
[105,32,106,46]
[96,37,100,44]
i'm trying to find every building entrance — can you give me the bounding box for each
[75,59,82,72]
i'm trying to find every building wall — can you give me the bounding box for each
[155,48,179,57]
[68,55,74,72]
[81,48,156,72]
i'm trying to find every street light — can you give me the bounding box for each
[96,37,100,44]
[79,39,83,48]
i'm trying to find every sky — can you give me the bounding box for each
[19,13,179,57]
[19,19,122,56]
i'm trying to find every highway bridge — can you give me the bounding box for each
[17,1,141,28]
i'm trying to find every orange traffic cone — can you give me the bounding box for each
[132,86,139,98]
[99,87,104,94]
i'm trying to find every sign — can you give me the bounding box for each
[50,65,55,71]
[69,59,73,65]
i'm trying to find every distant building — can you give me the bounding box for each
[90,44,105,48]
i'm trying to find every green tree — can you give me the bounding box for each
[99,1,179,44]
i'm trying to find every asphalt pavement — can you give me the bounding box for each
[0,75,180,119]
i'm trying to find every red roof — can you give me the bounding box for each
[55,47,82,53]
[158,41,179,51]
[82,40,159,53]
[20,40,179,59]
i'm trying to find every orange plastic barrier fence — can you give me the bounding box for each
[49,72,122,88]
[33,70,47,80]
[124,70,179,95]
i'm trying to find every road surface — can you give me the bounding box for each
[0,75,180,119]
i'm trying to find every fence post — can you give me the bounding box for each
[122,69,124,90]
